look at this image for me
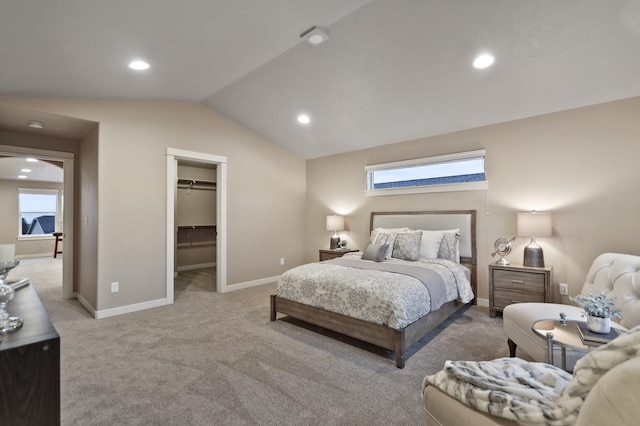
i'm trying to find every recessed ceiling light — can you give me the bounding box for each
[129,60,150,71]
[473,53,495,69]
[300,26,330,46]
[18,175,27,179]
[297,114,311,124]
[26,157,38,162]
[21,169,31,173]
[28,120,44,129]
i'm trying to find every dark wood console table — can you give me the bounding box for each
[0,283,60,425]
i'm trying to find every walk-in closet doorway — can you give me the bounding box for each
[165,148,227,304]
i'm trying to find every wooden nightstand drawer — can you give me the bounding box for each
[493,288,545,309]
[492,269,545,294]
[488,264,552,318]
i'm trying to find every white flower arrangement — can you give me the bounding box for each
[571,290,622,319]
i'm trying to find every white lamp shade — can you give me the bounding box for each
[517,212,552,237]
[326,215,344,232]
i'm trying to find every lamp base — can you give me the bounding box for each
[330,236,340,250]
[523,246,545,267]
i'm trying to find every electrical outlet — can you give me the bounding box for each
[111,281,119,293]
[559,283,569,296]
[280,258,285,266]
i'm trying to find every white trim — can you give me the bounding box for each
[366,180,488,197]
[166,148,226,165]
[217,162,228,292]
[17,235,56,241]
[476,298,489,308]
[166,155,176,304]
[166,148,228,302]
[176,262,216,272]
[365,149,487,196]
[94,297,168,319]
[16,253,53,259]
[17,187,63,238]
[0,144,74,160]
[222,275,280,293]
[75,293,96,317]
[365,149,486,171]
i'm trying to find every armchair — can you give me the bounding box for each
[503,253,640,369]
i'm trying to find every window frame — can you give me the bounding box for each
[17,187,64,240]
[365,149,488,197]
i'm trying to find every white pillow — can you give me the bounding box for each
[418,230,445,259]
[417,228,460,259]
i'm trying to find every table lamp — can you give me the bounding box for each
[517,211,552,267]
[326,215,344,250]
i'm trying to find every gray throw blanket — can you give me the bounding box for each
[326,258,447,310]
[423,324,640,425]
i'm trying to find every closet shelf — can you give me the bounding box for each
[177,225,216,230]
[177,241,216,248]
[177,178,216,190]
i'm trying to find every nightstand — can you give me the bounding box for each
[489,264,552,318]
[319,248,358,261]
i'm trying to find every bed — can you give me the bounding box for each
[270,210,477,368]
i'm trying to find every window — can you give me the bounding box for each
[18,188,63,238]
[365,149,487,196]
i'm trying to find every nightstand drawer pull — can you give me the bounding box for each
[511,279,524,284]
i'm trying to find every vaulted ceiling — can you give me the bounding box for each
[2,0,639,159]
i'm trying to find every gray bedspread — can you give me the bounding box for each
[326,258,447,311]
[276,254,473,330]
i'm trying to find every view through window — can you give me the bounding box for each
[365,150,487,196]
[18,188,63,236]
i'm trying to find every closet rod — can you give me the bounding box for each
[177,225,217,230]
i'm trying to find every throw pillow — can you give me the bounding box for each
[438,232,460,263]
[361,243,388,262]
[392,231,423,261]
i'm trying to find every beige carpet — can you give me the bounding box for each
[12,258,517,425]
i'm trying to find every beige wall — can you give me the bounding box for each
[306,96,640,304]
[77,125,99,307]
[0,97,306,313]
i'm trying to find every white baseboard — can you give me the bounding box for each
[78,292,167,320]
[221,275,280,293]
[476,297,489,308]
[94,297,168,319]
[75,293,97,317]
[176,262,216,272]
[16,253,54,259]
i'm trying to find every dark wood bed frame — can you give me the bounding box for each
[270,210,477,368]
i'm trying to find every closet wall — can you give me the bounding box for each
[176,163,216,271]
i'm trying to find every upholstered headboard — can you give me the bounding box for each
[370,210,477,302]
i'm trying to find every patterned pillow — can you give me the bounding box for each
[361,243,388,262]
[392,231,423,261]
[438,232,460,263]
[370,231,397,260]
